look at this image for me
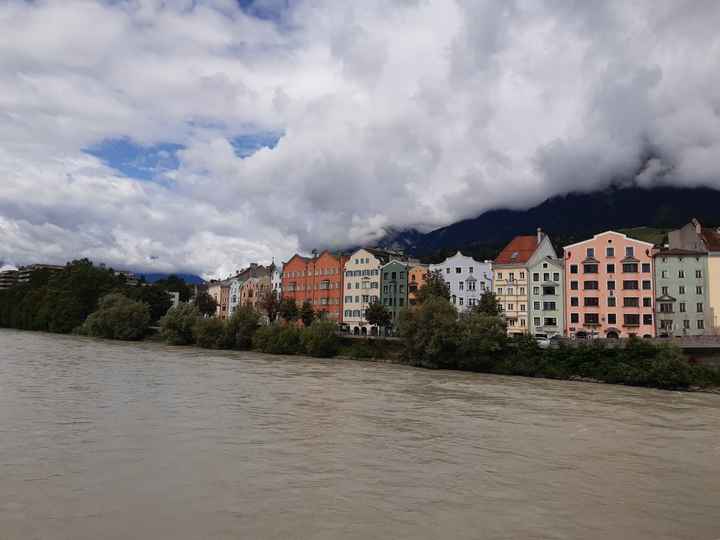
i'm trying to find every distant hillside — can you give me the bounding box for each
[138,273,205,285]
[374,185,720,261]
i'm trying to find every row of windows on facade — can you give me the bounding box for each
[347,281,379,290]
[569,313,653,326]
[658,302,705,313]
[345,269,380,277]
[496,286,526,296]
[345,309,367,318]
[659,269,704,279]
[302,298,340,305]
[569,280,658,291]
[344,295,379,304]
[284,268,340,278]
[500,303,526,312]
[383,284,405,293]
[532,272,561,282]
[575,246,642,259]
[448,280,485,292]
[659,319,706,330]
[570,296,654,308]
[286,281,340,291]
[533,317,558,327]
[569,263,652,274]
[451,296,482,307]
[496,271,525,281]
[443,266,489,278]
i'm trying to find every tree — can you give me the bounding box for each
[260,290,280,322]
[224,305,261,349]
[159,303,200,345]
[456,308,508,371]
[81,293,151,341]
[156,274,191,302]
[474,291,502,317]
[194,291,217,317]
[192,317,226,349]
[128,284,172,322]
[365,299,391,331]
[278,297,299,322]
[301,320,340,357]
[397,295,460,369]
[300,300,315,327]
[415,269,451,304]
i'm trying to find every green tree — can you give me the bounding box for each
[364,299,391,332]
[193,291,217,317]
[155,274,191,302]
[279,297,299,322]
[81,293,151,341]
[415,269,451,304]
[193,317,227,349]
[128,284,172,322]
[300,300,315,327]
[224,305,261,350]
[260,290,280,322]
[474,291,502,317]
[159,303,200,345]
[397,295,460,368]
[456,309,508,371]
[301,319,340,357]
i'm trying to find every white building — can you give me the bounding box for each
[343,248,391,335]
[271,263,282,298]
[228,278,243,315]
[429,251,493,311]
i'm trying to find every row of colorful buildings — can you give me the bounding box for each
[191,219,720,338]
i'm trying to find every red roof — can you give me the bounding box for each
[701,228,720,251]
[494,235,539,265]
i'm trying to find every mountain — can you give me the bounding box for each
[373,185,720,262]
[138,272,205,285]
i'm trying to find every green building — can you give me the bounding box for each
[380,260,409,334]
[653,249,710,336]
[528,256,564,338]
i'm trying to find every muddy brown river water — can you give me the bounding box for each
[1,329,719,539]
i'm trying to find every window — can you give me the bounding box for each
[584,313,599,325]
[469,267,474,273]
[624,314,641,326]
[643,297,652,307]
[623,263,639,273]
[543,302,556,310]
[519,287,525,294]
[570,281,578,290]
[696,270,703,278]
[697,303,704,313]
[606,247,615,257]
[544,318,557,327]
[661,286,669,295]
[446,268,450,274]
[679,286,686,295]
[508,303,514,311]
[468,281,476,291]
[570,265,578,274]
[543,286,555,295]
[534,317,541,327]
[683,319,690,330]
[607,313,617,324]
[584,264,598,274]
[642,280,651,290]
[497,287,503,295]
[607,263,615,274]
[508,287,514,295]
[643,314,653,325]
[570,297,579,307]
[584,297,599,307]
[571,313,579,323]
[520,304,526,312]
[583,281,599,290]
[520,319,526,327]
[607,280,616,290]
[497,272,503,280]
[642,263,651,273]
[625,246,634,257]
[660,303,673,313]
[509,272,515,281]
[553,273,560,281]
[698,320,705,330]
[678,270,685,279]
[623,280,639,290]
[623,297,640,307]
[520,272,525,279]
[608,297,616,307]
[345,295,352,303]
[533,273,540,282]
[586,248,595,258]
[534,301,541,310]
[459,282,464,291]
[455,267,462,274]
[696,286,703,295]
[533,287,540,295]
[679,302,686,313]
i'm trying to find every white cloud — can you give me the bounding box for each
[0,0,719,278]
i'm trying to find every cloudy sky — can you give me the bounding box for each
[1,0,719,278]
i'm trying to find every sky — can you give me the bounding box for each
[1,0,719,279]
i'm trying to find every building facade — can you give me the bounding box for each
[0,269,18,290]
[564,231,655,339]
[271,264,282,298]
[494,230,556,335]
[240,276,271,312]
[380,260,408,333]
[429,252,492,312]
[528,256,565,338]
[653,249,710,336]
[343,249,391,335]
[407,265,427,306]
[281,251,347,322]
[668,219,720,333]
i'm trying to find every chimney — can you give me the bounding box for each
[537,227,543,245]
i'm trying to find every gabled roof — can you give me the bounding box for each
[700,228,720,251]
[494,235,539,265]
[563,230,655,250]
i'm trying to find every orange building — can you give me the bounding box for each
[408,265,428,306]
[240,276,271,311]
[281,251,347,323]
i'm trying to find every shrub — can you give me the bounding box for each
[224,306,261,350]
[397,295,460,369]
[193,317,227,349]
[81,293,151,341]
[252,323,302,355]
[301,320,340,357]
[159,303,200,345]
[456,310,507,371]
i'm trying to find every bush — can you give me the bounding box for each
[301,320,340,358]
[193,317,227,349]
[80,293,151,341]
[159,303,200,345]
[224,306,261,350]
[252,324,302,355]
[397,296,460,369]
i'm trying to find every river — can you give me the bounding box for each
[1,329,719,539]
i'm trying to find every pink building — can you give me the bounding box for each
[564,231,655,339]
